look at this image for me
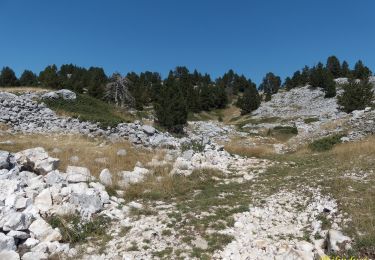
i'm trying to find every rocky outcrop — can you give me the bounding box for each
[0,147,115,258]
[41,89,76,100]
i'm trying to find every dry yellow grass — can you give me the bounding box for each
[224,139,274,158]
[332,136,375,163]
[0,86,51,94]
[0,133,155,180]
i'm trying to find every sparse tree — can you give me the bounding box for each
[310,63,336,98]
[341,61,351,78]
[104,73,135,107]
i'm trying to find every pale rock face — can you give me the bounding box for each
[99,168,112,186]
[327,229,351,253]
[41,89,76,100]
[142,125,156,135]
[0,150,11,169]
[0,250,20,260]
[0,179,20,201]
[3,212,33,231]
[7,230,30,240]
[29,218,62,242]
[34,188,53,213]
[22,251,48,260]
[14,147,59,175]
[0,233,16,251]
[65,166,93,183]
[116,149,127,156]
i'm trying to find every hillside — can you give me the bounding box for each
[0,83,374,260]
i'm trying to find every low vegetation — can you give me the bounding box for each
[47,214,111,245]
[309,134,344,152]
[44,94,134,128]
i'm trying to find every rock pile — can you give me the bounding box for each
[0,147,116,259]
[0,92,179,148]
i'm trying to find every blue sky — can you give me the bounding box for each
[0,0,374,83]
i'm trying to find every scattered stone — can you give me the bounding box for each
[116,149,127,156]
[99,169,112,186]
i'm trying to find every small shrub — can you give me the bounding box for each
[47,214,110,244]
[304,117,319,124]
[272,126,298,135]
[181,140,205,152]
[309,134,344,152]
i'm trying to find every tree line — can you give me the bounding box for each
[0,56,373,132]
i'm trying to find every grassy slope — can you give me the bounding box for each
[44,94,134,128]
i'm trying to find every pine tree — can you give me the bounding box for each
[353,60,372,80]
[154,75,188,133]
[326,56,341,78]
[0,67,18,86]
[338,79,374,113]
[19,70,38,86]
[259,72,281,96]
[341,61,351,78]
[236,85,261,115]
[310,63,336,98]
[39,64,60,89]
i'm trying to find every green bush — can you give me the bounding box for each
[304,117,320,124]
[44,94,133,128]
[47,214,110,244]
[338,79,374,113]
[309,134,344,152]
[181,140,205,152]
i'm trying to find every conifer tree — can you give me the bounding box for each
[0,67,18,86]
[19,70,38,86]
[236,84,261,115]
[353,60,372,80]
[39,64,60,89]
[341,61,351,78]
[259,72,281,96]
[326,56,341,78]
[154,74,188,133]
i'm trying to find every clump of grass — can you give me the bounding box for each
[266,125,298,142]
[181,140,205,152]
[309,134,344,152]
[304,117,320,124]
[44,94,134,128]
[47,214,110,244]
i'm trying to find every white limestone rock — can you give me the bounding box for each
[14,147,59,175]
[0,233,16,251]
[29,218,62,242]
[99,168,112,186]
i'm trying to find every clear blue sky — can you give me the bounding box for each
[0,0,374,83]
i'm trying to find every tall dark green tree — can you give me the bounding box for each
[236,84,261,115]
[338,79,374,113]
[310,63,336,98]
[19,70,38,86]
[154,74,188,133]
[353,60,372,80]
[326,56,341,78]
[259,72,281,95]
[0,67,18,86]
[39,64,60,88]
[341,61,351,78]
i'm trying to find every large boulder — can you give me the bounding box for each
[41,89,76,101]
[34,188,53,213]
[2,212,33,231]
[0,250,20,260]
[15,148,59,175]
[99,168,112,186]
[142,125,156,135]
